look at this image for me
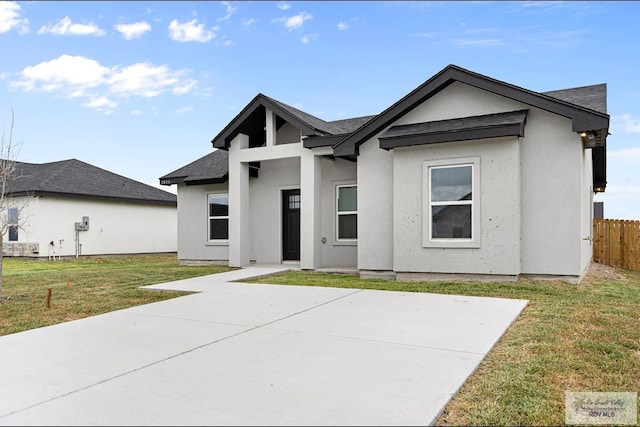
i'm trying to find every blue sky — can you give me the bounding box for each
[1,1,639,219]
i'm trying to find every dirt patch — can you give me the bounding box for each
[581,262,630,285]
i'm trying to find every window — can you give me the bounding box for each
[336,185,357,240]
[423,158,480,248]
[208,194,228,240]
[8,208,18,242]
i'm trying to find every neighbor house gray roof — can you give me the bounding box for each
[7,159,177,206]
[159,150,229,186]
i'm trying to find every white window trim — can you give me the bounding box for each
[423,157,480,248]
[207,193,229,244]
[335,183,357,244]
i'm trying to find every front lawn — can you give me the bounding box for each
[0,254,231,337]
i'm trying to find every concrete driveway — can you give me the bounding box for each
[0,266,528,426]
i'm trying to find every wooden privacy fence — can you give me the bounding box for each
[593,218,640,272]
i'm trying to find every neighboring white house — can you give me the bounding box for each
[3,158,177,258]
[160,64,609,283]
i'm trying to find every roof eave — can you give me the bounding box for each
[212,94,327,150]
[333,64,610,157]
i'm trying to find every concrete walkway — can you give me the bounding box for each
[0,266,528,426]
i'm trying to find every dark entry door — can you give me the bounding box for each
[282,189,300,261]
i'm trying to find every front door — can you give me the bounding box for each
[282,189,300,261]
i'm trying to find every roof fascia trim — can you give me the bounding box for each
[333,65,610,157]
[212,94,323,149]
[379,122,525,150]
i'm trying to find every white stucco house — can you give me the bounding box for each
[160,64,608,283]
[3,158,177,258]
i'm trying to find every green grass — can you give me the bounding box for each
[0,254,232,336]
[1,256,638,425]
[243,267,640,426]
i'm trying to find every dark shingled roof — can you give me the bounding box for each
[328,115,377,133]
[379,110,528,149]
[159,150,228,186]
[264,95,343,135]
[8,159,176,206]
[332,65,610,159]
[179,64,608,189]
[543,84,607,114]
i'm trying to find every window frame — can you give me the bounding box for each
[207,193,229,243]
[8,207,18,242]
[335,183,357,243]
[423,157,480,248]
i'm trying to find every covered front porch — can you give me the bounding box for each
[227,133,357,270]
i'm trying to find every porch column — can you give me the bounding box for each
[228,134,250,267]
[265,108,276,147]
[300,149,321,269]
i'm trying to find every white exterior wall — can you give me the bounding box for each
[226,125,356,269]
[357,140,394,272]
[176,182,229,262]
[392,138,521,275]
[357,81,590,278]
[319,156,357,267]
[5,195,176,257]
[519,110,583,277]
[249,157,300,264]
[580,148,594,275]
[245,153,357,267]
[276,123,302,145]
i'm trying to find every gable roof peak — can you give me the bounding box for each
[333,64,609,157]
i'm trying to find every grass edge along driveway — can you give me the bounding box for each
[1,255,638,426]
[0,254,232,336]
[241,263,640,426]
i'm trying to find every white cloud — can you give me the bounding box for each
[278,12,312,31]
[82,96,118,114]
[277,2,291,10]
[300,33,318,44]
[168,19,217,42]
[130,109,143,116]
[10,55,197,114]
[608,146,640,161]
[172,79,197,95]
[615,114,640,133]
[114,21,151,39]
[38,16,106,36]
[219,1,237,21]
[337,21,350,31]
[11,55,109,92]
[0,1,28,34]
[242,18,257,26]
[108,63,188,98]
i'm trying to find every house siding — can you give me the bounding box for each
[249,157,300,264]
[320,156,357,268]
[519,109,583,277]
[356,81,589,279]
[177,182,229,263]
[392,138,521,275]
[7,196,176,258]
[357,140,394,272]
